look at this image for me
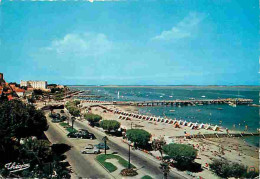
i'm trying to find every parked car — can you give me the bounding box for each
[61,116,67,121]
[67,131,95,139]
[51,119,63,123]
[94,143,109,150]
[81,147,100,154]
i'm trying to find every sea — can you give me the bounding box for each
[69,86,260,147]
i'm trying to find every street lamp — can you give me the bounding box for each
[102,136,108,155]
[71,117,75,130]
[127,140,131,169]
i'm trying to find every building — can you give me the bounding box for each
[20,80,47,90]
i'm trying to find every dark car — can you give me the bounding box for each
[51,119,63,123]
[67,131,95,139]
[94,143,109,150]
[61,116,67,121]
[67,132,78,138]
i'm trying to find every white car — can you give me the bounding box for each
[81,145,100,154]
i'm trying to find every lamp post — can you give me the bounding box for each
[102,136,108,155]
[71,117,75,130]
[128,140,131,169]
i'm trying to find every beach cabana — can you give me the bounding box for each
[156,118,160,122]
[165,119,169,123]
[190,125,196,129]
[183,121,188,126]
[174,123,180,128]
[168,119,173,124]
[213,125,220,131]
[118,115,122,119]
[199,123,205,129]
[205,124,212,130]
[160,118,164,123]
[179,120,184,125]
[149,117,153,121]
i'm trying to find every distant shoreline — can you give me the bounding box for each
[67,85,260,90]
[67,85,260,87]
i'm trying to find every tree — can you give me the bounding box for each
[65,101,80,117]
[209,159,250,178]
[0,100,48,140]
[68,106,80,117]
[100,120,120,132]
[0,100,48,164]
[126,129,151,148]
[162,144,197,169]
[84,113,102,126]
[33,89,43,96]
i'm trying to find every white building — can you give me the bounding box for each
[20,80,47,90]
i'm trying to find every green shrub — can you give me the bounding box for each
[84,113,102,126]
[100,120,120,132]
[126,129,151,148]
[65,101,80,117]
[209,159,247,178]
[162,144,197,169]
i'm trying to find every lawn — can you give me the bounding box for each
[66,127,78,133]
[59,122,70,127]
[96,154,135,173]
[141,175,153,179]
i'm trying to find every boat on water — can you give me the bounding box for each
[160,96,163,98]
[169,96,173,98]
[169,110,175,112]
[201,96,206,98]
[189,98,195,100]
[197,104,203,106]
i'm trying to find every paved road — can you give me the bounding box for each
[73,120,186,179]
[45,116,109,179]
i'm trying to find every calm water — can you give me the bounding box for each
[70,86,260,147]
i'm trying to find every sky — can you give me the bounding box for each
[0,0,259,85]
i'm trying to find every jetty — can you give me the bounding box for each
[110,98,253,106]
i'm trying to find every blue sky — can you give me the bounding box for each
[0,0,259,85]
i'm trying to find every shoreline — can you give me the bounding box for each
[119,105,259,134]
[84,103,259,177]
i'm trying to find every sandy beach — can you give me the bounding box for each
[84,103,259,176]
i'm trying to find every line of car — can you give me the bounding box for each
[50,112,110,155]
[66,129,110,155]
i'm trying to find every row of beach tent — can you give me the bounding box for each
[100,106,220,131]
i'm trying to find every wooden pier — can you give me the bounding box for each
[111,98,253,106]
